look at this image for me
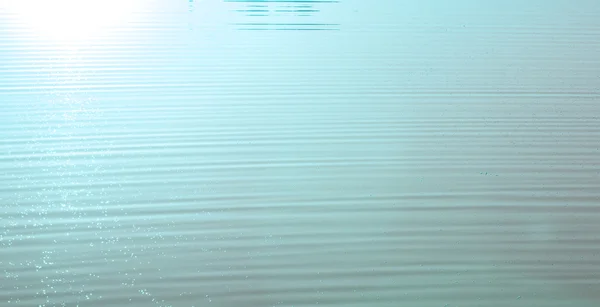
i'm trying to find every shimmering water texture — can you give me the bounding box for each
[1,0,600,306]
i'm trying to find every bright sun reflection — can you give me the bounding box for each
[5,0,141,43]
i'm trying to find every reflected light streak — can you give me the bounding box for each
[4,0,142,43]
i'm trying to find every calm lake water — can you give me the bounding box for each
[1,0,600,306]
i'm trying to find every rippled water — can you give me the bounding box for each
[1,0,600,306]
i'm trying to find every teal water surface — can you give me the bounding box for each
[1,0,600,306]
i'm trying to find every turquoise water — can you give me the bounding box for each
[1,0,600,306]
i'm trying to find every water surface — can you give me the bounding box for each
[1,0,600,306]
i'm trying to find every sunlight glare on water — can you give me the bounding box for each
[3,0,142,43]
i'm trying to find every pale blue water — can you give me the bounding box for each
[1,1,600,306]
